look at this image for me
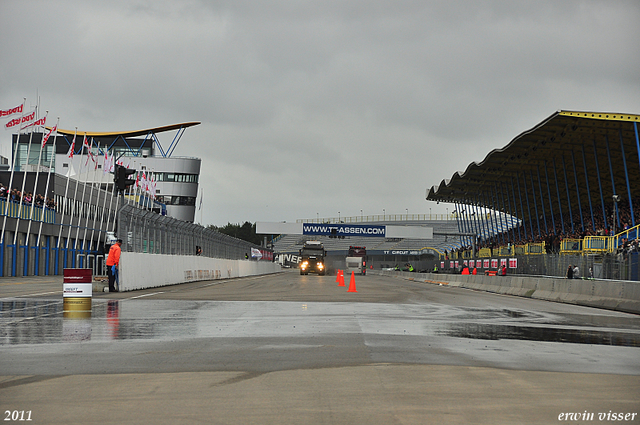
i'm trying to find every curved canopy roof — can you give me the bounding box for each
[51,122,201,137]
[426,111,640,225]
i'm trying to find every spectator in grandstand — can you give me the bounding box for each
[0,183,6,199]
[10,189,19,202]
[566,265,573,279]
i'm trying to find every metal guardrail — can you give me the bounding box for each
[0,198,55,223]
[437,224,640,260]
[583,236,611,253]
[117,204,270,260]
[560,239,583,254]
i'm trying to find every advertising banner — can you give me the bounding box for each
[302,223,385,237]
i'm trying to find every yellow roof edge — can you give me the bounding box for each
[47,121,201,137]
[558,110,640,122]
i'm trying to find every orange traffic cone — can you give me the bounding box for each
[347,271,357,292]
[338,270,345,287]
[336,270,341,283]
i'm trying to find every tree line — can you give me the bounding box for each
[208,221,263,245]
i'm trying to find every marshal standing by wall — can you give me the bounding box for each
[106,239,122,292]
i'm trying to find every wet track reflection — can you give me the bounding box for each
[2,298,639,348]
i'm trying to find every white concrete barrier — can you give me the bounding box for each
[375,270,640,314]
[119,253,281,291]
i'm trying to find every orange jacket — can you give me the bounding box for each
[106,243,121,267]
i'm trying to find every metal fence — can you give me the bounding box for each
[436,252,636,281]
[117,204,270,260]
[511,253,637,281]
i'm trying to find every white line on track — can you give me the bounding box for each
[3,290,63,299]
[127,292,165,299]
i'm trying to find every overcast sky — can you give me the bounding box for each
[1,1,639,226]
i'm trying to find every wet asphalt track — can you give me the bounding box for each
[1,270,639,424]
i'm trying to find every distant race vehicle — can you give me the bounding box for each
[299,241,326,275]
[345,246,367,276]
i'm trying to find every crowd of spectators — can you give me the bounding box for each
[454,198,639,256]
[617,237,639,257]
[0,182,56,210]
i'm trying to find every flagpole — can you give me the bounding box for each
[74,134,91,260]
[37,117,59,250]
[107,166,120,243]
[1,98,26,244]
[25,111,49,244]
[87,140,102,254]
[59,128,77,249]
[13,105,40,246]
[96,145,111,251]
[67,130,85,251]
[104,156,118,243]
[127,160,138,235]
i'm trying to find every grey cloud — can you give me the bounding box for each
[1,0,639,225]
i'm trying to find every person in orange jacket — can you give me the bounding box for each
[106,239,122,292]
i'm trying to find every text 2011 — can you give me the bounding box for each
[4,411,32,421]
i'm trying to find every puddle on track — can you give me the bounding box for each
[1,298,639,347]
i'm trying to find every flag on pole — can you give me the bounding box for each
[0,103,23,118]
[141,171,147,192]
[103,149,110,173]
[67,133,76,158]
[83,134,96,166]
[42,124,57,147]
[150,175,156,199]
[21,115,46,131]
[5,109,36,130]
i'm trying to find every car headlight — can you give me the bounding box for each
[317,263,324,269]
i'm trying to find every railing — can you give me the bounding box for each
[525,243,545,254]
[435,224,640,261]
[499,246,512,256]
[117,204,270,260]
[298,213,453,224]
[0,198,56,223]
[583,236,611,254]
[613,224,640,251]
[560,239,583,255]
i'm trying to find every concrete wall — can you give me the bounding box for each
[119,252,281,291]
[375,270,640,315]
